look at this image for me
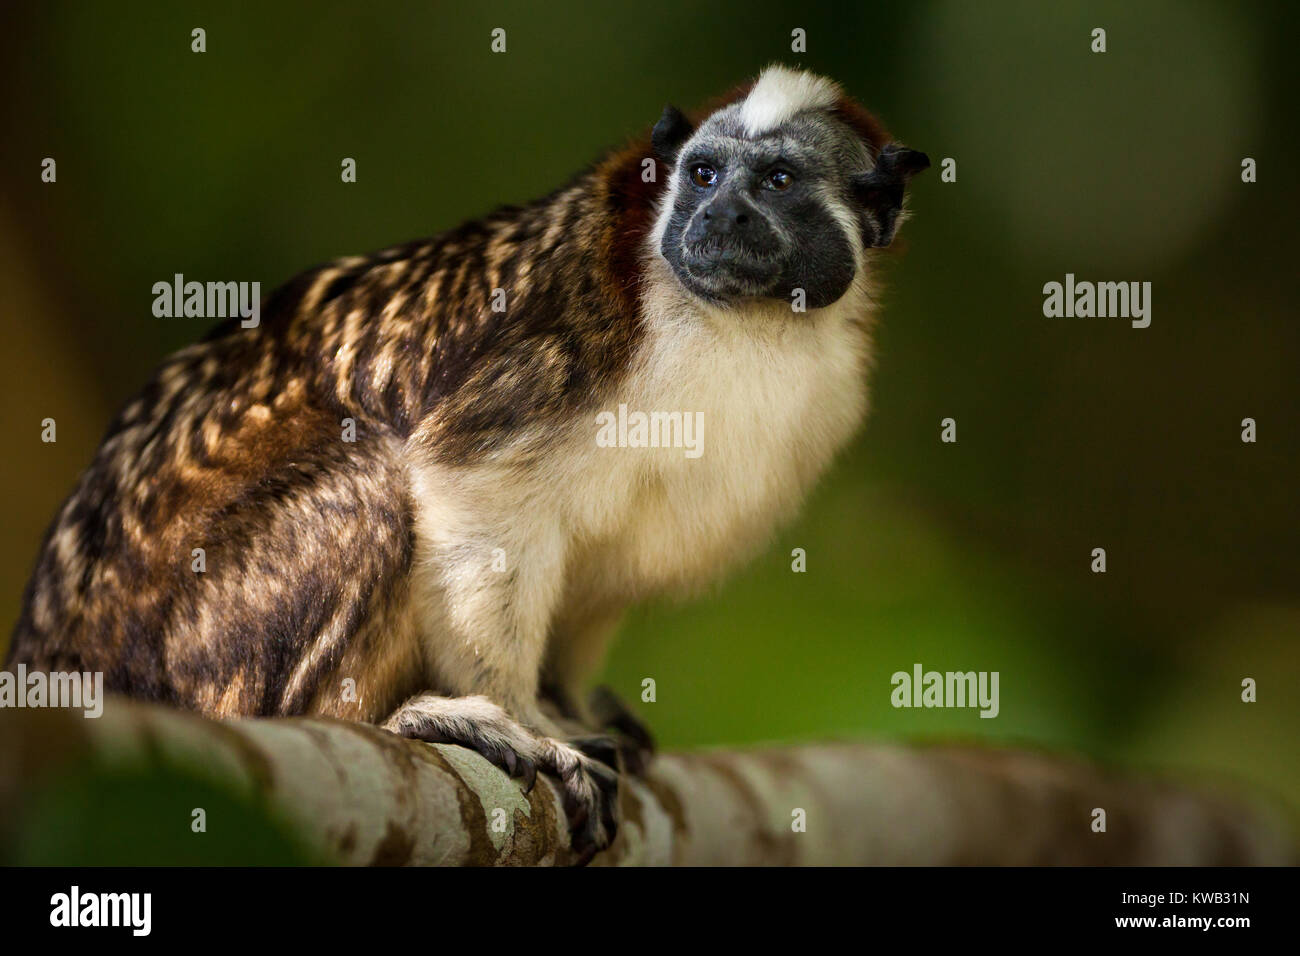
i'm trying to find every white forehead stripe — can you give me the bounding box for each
[739,65,841,136]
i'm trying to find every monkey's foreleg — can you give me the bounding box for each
[400,509,629,858]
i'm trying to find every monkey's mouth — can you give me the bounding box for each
[679,240,782,297]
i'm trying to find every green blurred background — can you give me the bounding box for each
[1,1,1296,862]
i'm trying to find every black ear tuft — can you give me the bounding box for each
[882,145,931,179]
[651,105,695,164]
[851,144,930,247]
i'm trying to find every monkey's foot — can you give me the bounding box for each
[381,693,619,863]
[587,685,656,775]
[538,683,657,776]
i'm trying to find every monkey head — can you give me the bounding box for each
[651,66,929,310]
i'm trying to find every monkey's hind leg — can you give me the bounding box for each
[382,693,619,862]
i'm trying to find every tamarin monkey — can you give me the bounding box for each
[9,66,927,859]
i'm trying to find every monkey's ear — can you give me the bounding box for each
[652,105,695,165]
[851,144,930,247]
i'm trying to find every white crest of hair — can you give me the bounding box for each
[739,64,842,136]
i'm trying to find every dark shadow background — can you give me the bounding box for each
[1,1,1296,861]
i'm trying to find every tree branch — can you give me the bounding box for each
[0,699,1292,865]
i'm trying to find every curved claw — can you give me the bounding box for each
[518,757,538,794]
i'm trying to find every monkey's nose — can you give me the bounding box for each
[701,198,753,236]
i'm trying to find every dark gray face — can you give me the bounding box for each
[653,104,927,310]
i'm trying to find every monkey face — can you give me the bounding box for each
[650,73,927,310]
[665,127,858,308]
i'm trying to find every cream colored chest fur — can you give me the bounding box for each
[409,277,874,605]
[556,271,874,601]
[403,267,875,702]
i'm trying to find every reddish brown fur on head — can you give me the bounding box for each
[830,94,892,155]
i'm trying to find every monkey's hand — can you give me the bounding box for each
[538,684,656,777]
[382,694,619,863]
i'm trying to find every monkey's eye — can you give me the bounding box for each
[690,164,718,188]
[762,169,794,191]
